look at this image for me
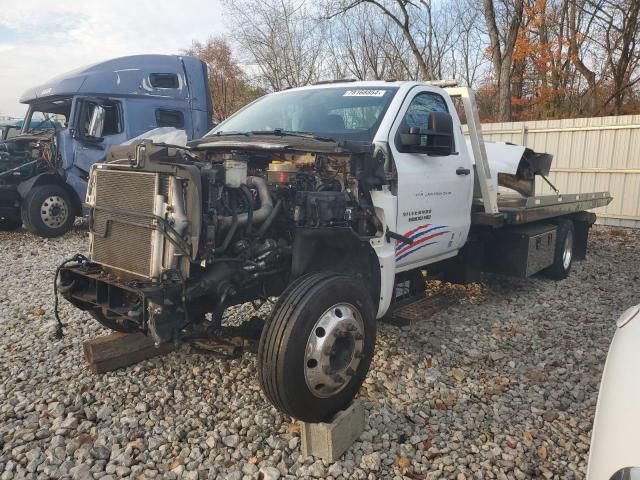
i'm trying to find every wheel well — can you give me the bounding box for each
[291,230,381,310]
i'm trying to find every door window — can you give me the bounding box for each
[403,93,448,130]
[78,101,121,137]
[395,92,450,152]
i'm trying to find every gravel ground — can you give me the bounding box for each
[0,225,638,480]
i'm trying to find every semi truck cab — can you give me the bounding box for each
[0,54,213,236]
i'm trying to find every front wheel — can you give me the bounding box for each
[21,184,76,238]
[257,272,376,422]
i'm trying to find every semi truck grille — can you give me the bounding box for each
[90,169,159,278]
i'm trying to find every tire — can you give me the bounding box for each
[258,272,376,422]
[89,310,140,333]
[21,184,76,238]
[0,218,21,231]
[544,219,575,280]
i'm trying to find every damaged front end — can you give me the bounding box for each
[58,137,384,345]
[0,133,56,225]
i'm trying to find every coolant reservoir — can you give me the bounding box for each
[224,159,248,188]
[267,159,297,184]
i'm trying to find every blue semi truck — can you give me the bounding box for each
[0,54,213,237]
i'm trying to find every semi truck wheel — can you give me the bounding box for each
[22,184,76,238]
[258,272,376,422]
[0,219,21,231]
[544,219,574,280]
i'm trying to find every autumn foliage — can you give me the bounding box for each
[186,0,640,123]
[184,37,263,123]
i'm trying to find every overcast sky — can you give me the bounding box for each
[0,0,225,117]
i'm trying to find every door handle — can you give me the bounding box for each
[456,167,471,175]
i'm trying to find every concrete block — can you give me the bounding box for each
[300,400,365,461]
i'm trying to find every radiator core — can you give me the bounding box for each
[90,169,160,279]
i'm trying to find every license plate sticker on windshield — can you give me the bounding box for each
[343,90,386,97]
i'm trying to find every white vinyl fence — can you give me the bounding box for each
[466,114,640,228]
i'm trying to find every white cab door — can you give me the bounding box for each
[390,87,474,271]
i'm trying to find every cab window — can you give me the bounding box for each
[150,73,179,89]
[78,101,122,137]
[156,109,184,128]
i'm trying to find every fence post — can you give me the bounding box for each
[521,125,528,145]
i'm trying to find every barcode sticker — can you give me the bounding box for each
[343,90,386,97]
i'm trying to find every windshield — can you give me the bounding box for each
[207,86,399,142]
[23,98,72,134]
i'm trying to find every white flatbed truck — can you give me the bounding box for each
[58,81,612,421]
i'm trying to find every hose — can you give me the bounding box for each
[53,253,88,339]
[240,184,254,236]
[218,177,273,230]
[217,190,238,254]
[256,199,282,238]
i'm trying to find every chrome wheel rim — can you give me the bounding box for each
[562,230,573,270]
[304,303,365,398]
[40,195,68,228]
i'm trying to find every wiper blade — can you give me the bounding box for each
[213,130,250,137]
[211,129,335,142]
[249,129,334,142]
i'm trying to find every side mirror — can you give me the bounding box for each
[399,111,454,156]
[86,105,105,140]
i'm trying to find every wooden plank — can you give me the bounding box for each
[83,332,176,373]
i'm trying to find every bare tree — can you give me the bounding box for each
[567,0,600,114]
[224,0,327,91]
[212,0,640,119]
[325,4,391,80]
[598,0,640,113]
[450,0,488,87]
[482,0,525,121]
[328,0,434,80]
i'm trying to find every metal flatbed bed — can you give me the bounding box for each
[442,87,613,229]
[472,191,613,226]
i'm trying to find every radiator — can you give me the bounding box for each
[90,169,160,279]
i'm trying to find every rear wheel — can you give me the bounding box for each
[22,184,76,238]
[544,219,574,280]
[258,272,376,422]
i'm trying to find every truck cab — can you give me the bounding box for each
[0,54,213,236]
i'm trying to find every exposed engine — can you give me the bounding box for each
[0,134,56,186]
[60,139,385,344]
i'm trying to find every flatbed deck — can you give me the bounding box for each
[472,191,612,226]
